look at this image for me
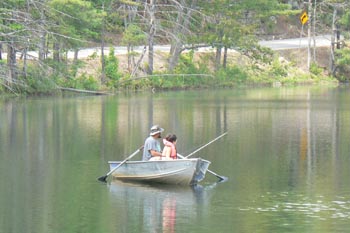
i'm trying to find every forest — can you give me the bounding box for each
[0,0,349,95]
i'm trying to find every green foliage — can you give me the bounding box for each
[56,74,99,90]
[173,50,213,87]
[104,47,122,86]
[339,11,350,30]
[335,48,350,67]
[0,0,25,8]
[309,62,324,76]
[334,48,350,81]
[25,75,57,94]
[216,66,248,86]
[20,64,58,94]
[48,0,103,49]
[246,45,274,64]
[9,23,24,31]
[199,0,291,54]
[269,57,288,78]
[0,0,342,95]
[121,24,146,46]
[175,51,197,74]
[39,58,100,91]
[88,52,98,59]
[70,60,85,77]
[73,74,100,90]
[45,59,69,75]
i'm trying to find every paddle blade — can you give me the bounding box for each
[217,176,228,183]
[97,175,108,183]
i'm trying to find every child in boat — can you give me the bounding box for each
[162,134,178,160]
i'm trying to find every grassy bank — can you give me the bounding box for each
[71,47,338,92]
[0,47,338,95]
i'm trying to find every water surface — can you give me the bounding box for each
[1,86,350,233]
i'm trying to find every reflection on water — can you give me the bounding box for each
[239,191,350,220]
[108,181,217,233]
[2,87,350,232]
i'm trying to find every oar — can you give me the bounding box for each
[206,169,228,182]
[177,153,228,182]
[178,132,228,182]
[185,132,228,158]
[97,145,144,183]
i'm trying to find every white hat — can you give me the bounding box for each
[150,125,164,136]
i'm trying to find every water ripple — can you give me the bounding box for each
[239,192,350,220]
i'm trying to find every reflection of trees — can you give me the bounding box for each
[303,89,340,191]
[1,98,113,232]
[108,182,214,232]
[3,88,350,232]
[147,88,154,129]
[215,97,228,136]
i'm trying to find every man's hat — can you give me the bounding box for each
[150,125,164,136]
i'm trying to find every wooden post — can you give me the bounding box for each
[307,0,312,70]
[312,0,317,61]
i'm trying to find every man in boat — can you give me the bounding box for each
[142,125,164,161]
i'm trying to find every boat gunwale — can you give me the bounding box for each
[108,158,210,165]
[115,167,189,180]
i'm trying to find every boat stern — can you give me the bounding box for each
[190,158,211,185]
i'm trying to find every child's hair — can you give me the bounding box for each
[166,134,177,143]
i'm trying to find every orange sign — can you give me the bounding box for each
[300,11,308,25]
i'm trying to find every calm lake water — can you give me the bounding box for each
[1,86,350,233]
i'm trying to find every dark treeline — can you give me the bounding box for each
[0,0,349,94]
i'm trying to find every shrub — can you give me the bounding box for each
[309,62,323,76]
[216,66,248,86]
[105,47,122,86]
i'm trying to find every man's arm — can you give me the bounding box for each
[149,149,162,157]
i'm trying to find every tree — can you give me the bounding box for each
[316,0,349,76]
[166,0,202,72]
[0,0,37,88]
[121,24,147,74]
[200,0,290,69]
[48,0,103,62]
[329,1,350,80]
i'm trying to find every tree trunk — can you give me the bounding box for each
[168,4,184,72]
[74,49,79,63]
[330,8,337,74]
[168,41,182,72]
[38,0,47,62]
[7,41,17,85]
[127,44,132,72]
[23,47,28,78]
[131,46,147,78]
[223,47,228,68]
[38,32,47,61]
[215,46,222,71]
[101,2,106,85]
[147,0,156,75]
[312,0,317,61]
[336,24,340,49]
[101,41,105,84]
[53,42,60,62]
[148,34,154,75]
[168,0,198,71]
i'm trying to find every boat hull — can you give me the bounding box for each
[108,158,210,186]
